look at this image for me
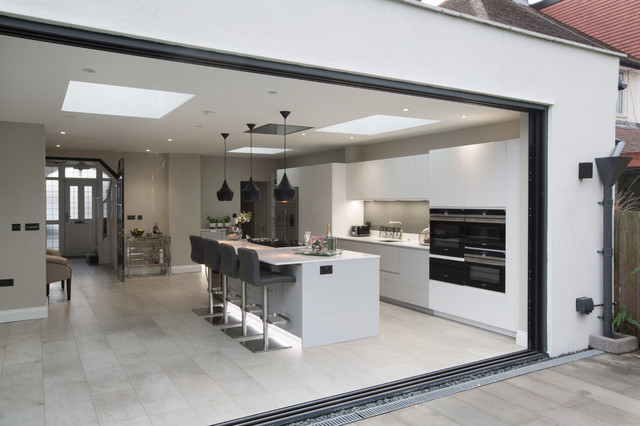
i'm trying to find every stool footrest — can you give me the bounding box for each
[267,312,289,325]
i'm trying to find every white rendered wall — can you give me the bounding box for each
[0,0,622,355]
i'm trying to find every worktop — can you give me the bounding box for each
[220,240,380,349]
[337,232,429,251]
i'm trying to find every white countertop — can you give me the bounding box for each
[337,231,429,251]
[219,240,379,266]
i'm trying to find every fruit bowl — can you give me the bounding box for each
[130,228,144,237]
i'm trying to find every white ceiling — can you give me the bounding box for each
[0,34,520,158]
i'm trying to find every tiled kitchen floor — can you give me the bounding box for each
[0,259,521,425]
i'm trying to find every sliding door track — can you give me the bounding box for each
[215,349,547,426]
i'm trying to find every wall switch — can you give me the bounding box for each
[11,224,20,231]
[0,279,14,287]
[25,223,39,231]
[127,215,135,220]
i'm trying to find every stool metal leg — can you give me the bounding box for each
[222,280,261,338]
[241,285,291,353]
[193,267,224,317]
[207,274,241,326]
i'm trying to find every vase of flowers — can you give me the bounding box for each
[226,210,252,240]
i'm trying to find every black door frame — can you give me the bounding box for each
[1,6,548,393]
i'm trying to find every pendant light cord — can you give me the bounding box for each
[283,116,287,171]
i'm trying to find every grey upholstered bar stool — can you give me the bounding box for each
[206,243,245,328]
[237,247,295,352]
[190,236,223,316]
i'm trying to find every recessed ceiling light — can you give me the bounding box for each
[56,144,61,148]
[168,138,173,142]
[146,149,151,152]
[62,81,195,119]
[315,114,439,135]
[203,110,215,117]
[349,136,355,140]
[229,147,292,155]
[59,131,66,135]
[301,133,306,136]
[402,108,410,112]
[460,114,468,118]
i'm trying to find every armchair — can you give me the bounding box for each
[46,250,71,300]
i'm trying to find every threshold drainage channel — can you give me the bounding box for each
[308,349,603,426]
[214,350,548,426]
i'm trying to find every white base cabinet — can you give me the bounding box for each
[429,280,507,330]
[338,239,428,309]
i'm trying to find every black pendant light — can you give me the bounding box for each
[216,133,234,201]
[274,111,297,202]
[241,123,261,202]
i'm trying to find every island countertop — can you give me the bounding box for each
[219,240,379,265]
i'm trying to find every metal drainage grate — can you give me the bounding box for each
[306,349,603,425]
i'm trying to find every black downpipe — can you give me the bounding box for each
[602,184,614,338]
[595,141,631,338]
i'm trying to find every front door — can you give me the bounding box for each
[64,179,97,256]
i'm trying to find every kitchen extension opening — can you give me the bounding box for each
[0,14,547,424]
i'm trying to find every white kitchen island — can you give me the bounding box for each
[222,240,380,349]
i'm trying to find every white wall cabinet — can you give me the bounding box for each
[338,239,429,309]
[347,154,429,200]
[428,141,506,208]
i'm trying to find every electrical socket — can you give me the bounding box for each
[11,224,20,231]
[0,279,14,287]
[25,223,39,231]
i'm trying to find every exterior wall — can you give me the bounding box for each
[620,68,640,123]
[0,0,623,355]
[0,122,47,322]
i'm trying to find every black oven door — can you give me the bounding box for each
[464,250,505,293]
[464,209,506,251]
[430,209,465,258]
[429,256,466,286]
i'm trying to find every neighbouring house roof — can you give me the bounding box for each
[439,0,640,69]
[617,122,640,166]
[533,0,640,63]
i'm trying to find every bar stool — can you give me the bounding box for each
[237,247,295,352]
[206,243,244,328]
[190,236,223,317]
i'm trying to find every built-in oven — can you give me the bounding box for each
[429,255,466,286]
[464,248,505,293]
[464,209,506,251]
[429,208,465,258]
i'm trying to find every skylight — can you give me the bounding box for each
[62,81,195,119]
[315,114,439,135]
[229,147,292,155]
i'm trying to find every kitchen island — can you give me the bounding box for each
[222,240,380,349]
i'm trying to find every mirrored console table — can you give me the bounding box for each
[126,236,171,277]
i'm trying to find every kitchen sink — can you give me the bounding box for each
[378,239,403,242]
